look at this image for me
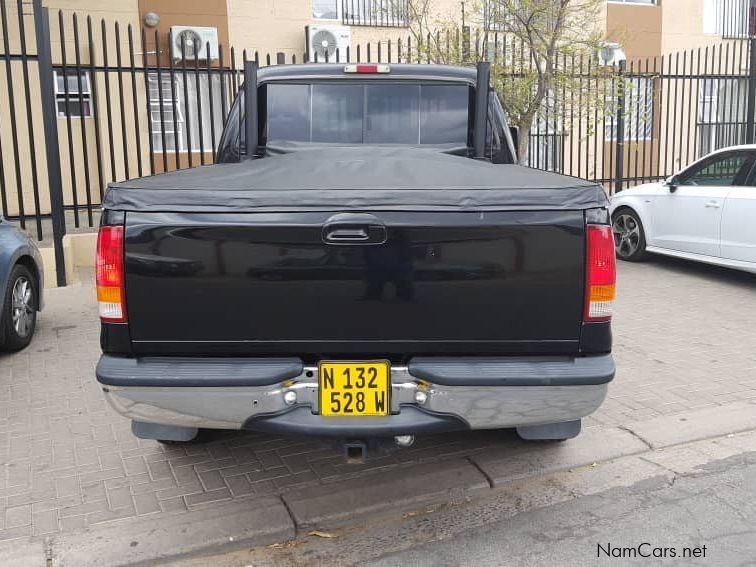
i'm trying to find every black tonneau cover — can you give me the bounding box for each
[104,146,608,212]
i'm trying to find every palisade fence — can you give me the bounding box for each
[2,0,756,286]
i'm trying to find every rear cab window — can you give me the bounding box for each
[216,77,514,163]
[265,82,471,145]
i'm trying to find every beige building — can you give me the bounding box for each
[0,0,752,225]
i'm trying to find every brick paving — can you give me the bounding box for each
[1,257,755,540]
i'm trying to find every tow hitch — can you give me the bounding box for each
[339,435,416,464]
[343,440,368,464]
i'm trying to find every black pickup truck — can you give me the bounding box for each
[95,63,616,447]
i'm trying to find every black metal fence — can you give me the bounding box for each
[524,39,756,194]
[0,0,65,283]
[3,1,756,287]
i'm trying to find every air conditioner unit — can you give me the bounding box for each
[306,25,351,62]
[170,26,219,61]
[598,42,626,67]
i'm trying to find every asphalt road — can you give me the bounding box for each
[367,456,756,567]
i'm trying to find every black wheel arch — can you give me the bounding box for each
[612,205,648,234]
[612,204,641,220]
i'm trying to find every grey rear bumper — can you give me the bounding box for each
[97,354,614,435]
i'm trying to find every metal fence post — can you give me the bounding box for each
[745,38,756,144]
[473,61,490,159]
[614,60,626,195]
[461,26,470,63]
[34,0,67,286]
[244,61,259,159]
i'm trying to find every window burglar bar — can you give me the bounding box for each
[715,0,756,38]
[53,70,92,117]
[342,0,409,27]
[148,73,184,152]
[147,71,224,153]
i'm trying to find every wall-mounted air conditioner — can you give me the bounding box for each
[306,25,351,62]
[598,42,626,67]
[170,26,219,61]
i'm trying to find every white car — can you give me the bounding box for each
[610,145,756,274]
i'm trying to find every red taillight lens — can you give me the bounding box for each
[585,224,616,322]
[96,225,126,323]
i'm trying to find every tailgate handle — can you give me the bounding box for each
[323,224,387,246]
[323,213,388,245]
[326,227,370,242]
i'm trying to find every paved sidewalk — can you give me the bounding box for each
[184,428,756,567]
[0,256,755,547]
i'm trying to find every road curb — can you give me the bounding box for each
[49,495,294,567]
[468,425,650,487]
[281,458,490,530]
[0,538,48,567]
[622,399,756,449]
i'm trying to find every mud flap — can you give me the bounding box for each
[131,420,198,442]
[517,419,581,441]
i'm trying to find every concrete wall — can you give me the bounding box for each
[661,0,725,53]
[606,1,663,60]
[606,0,745,59]
[226,0,462,61]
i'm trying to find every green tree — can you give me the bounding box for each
[403,0,608,164]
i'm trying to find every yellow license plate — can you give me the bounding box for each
[319,361,390,417]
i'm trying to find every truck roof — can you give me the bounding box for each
[257,63,479,84]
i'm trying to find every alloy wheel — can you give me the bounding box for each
[11,276,34,338]
[612,213,641,258]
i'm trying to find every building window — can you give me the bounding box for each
[313,0,409,27]
[54,71,92,118]
[697,78,748,154]
[313,0,340,20]
[605,77,654,141]
[705,0,756,37]
[147,72,224,153]
[528,90,564,171]
[342,0,409,27]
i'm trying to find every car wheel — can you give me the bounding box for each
[612,208,648,262]
[1,264,38,351]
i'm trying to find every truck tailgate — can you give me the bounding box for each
[123,210,585,356]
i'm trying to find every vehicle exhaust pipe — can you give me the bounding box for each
[243,61,259,160]
[473,61,490,159]
[339,437,414,463]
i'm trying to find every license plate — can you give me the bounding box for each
[319,361,390,417]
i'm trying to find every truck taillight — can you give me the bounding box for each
[96,225,126,323]
[585,224,616,322]
[343,64,390,74]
